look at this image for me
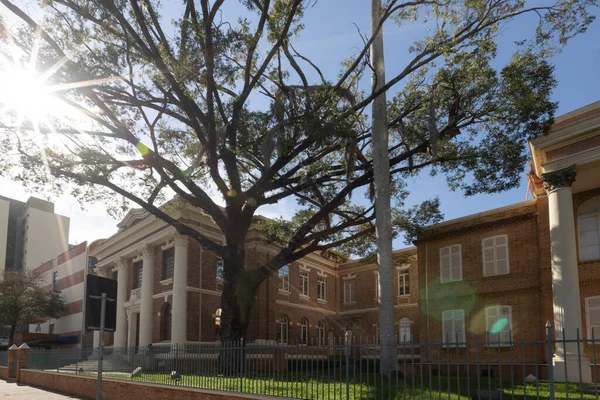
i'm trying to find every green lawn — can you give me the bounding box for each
[89,372,598,400]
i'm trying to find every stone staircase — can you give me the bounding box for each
[59,354,132,374]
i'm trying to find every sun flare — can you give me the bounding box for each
[0,59,66,124]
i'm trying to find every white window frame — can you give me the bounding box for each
[398,267,410,296]
[299,269,309,297]
[343,279,356,304]
[317,321,326,345]
[276,316,288,345]
[440,245,462,283]
[442,309,465,347]
[585,296,600,340]
[578,212,600,262]
[482,235,510,277]
[278,265,290,292]
[317,276,327,301]
[485,305,513,346]
[299,317,309,345]
[399,317,411,343]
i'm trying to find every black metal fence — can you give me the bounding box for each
[0,351,7,367]
[21,328,600,399]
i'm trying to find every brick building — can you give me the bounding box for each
[90,100,600,383]
[89,203,419,349]
[417,100,600,382]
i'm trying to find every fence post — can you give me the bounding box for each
[16,343,30,383]
[345,332,350,400]
[546,321,555,399]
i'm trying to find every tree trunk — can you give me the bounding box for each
[218,240,258,374]
[8,323,17,347]
[370,0,397,376]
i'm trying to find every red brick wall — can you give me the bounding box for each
[418,207,544,362]
[17,369,285,400]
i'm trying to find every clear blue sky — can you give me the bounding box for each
[282,1,600,248]
[2,1,599,248]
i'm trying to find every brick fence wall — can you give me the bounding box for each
[0,367,6,380]
[17,369,287,400]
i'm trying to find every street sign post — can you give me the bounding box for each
[85,275,117,400]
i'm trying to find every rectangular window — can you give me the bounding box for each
[299,269,309,296]
[442,309,465,345]
[482,235,510,276]
[485,306,513,344]
[586,296,600,339]
[216,258,224,291]
[398,268,410,296]
[133,261,143,289]
[317,276,326,301]
[162,247,174,280]
[579,216,600,261]
[344,279,356,303]
[52,271,58,292]
[440,245,462,283]
[278,265,289,292]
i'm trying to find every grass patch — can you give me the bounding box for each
[83,372,598,400]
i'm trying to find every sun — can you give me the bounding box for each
[0,59,65,124]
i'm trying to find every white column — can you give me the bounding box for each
[171,234,188,346]
[139,245,156,347]
[543,165,591,382]
[113,259,129,349]
[127,311,137,348]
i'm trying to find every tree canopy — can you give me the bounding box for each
[0,271,65,346]
[0,0,597,341]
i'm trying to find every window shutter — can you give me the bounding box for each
[454,311,465,343]
[450,246,461,281]
[495,236,509,275]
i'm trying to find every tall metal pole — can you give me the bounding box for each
[96,293,106,400]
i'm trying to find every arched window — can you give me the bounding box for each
[276,315,288,345]
[317,321,326,346]
[299,317,309,345]
[162,303,172,341]
[578,197,600,261]
[399,317,411,343]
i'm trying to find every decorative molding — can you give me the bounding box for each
[342,274,356,280]
[132,253,143,263]
[274,300,336,315]
[542,165,577,193]
[152,290,173,299]
[160,278,173,286]
[316,270,328,277]
[140,245,156,258]
[161,240,175,251]
[338,303,418,316]
[174,234,189,247]
[185,286,221,297]
[299,264,311,272]
[299,294,310,300]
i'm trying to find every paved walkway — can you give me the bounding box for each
[0,380,80,399]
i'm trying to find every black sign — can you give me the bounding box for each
[85,274,118,331]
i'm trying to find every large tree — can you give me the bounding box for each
[0,0,596,345]
[0,271,65,346]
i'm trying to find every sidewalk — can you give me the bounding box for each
[0,380,80,399]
